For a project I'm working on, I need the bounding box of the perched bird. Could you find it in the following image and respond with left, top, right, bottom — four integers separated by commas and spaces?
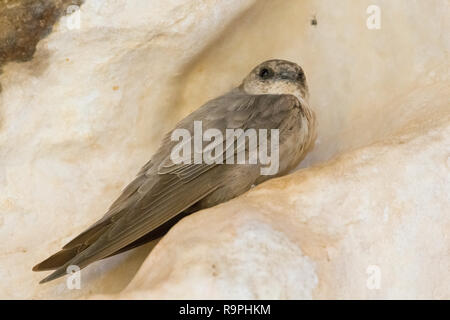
33, 59, 316, 283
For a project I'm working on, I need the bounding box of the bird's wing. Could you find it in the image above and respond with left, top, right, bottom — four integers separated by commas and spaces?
34, 91, 300, 283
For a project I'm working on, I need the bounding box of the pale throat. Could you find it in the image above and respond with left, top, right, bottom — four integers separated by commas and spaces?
243, 80, 308, 106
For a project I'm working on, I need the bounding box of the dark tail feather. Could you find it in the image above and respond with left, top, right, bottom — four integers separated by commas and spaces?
39, 265, 74, 284
32, 246, 81, 272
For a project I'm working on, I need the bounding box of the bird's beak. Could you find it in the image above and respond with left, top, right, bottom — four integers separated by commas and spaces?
280, 70, 296, 80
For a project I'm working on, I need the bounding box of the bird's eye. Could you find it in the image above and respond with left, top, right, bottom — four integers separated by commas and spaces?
297, 71, 305, 82
259, 68, 273, 79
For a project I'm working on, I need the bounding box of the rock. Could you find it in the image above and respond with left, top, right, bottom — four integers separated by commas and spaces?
0, 0, 257, 299
111, 106, 450, 299
0, 0, 448, 299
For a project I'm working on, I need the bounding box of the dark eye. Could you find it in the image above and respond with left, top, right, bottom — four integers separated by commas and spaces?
297, 70, 305, 82
259, 68, 273, 79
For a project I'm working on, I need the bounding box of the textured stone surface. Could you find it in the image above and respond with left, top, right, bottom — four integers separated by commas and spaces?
0, 0, 448, 299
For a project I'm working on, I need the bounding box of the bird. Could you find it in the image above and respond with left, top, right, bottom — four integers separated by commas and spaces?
33, 59, 316, 283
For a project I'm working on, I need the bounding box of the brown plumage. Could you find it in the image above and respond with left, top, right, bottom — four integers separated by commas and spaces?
33, 59, 316, 283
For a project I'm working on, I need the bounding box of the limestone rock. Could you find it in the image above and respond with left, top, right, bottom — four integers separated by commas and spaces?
112, 107, 450, 299
0, 0, 84, 69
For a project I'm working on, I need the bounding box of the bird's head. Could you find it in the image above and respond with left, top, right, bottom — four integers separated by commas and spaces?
241, 59, 309, 103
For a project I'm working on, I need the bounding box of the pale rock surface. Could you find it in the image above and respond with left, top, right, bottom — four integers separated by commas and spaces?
0, 0, 449, 299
